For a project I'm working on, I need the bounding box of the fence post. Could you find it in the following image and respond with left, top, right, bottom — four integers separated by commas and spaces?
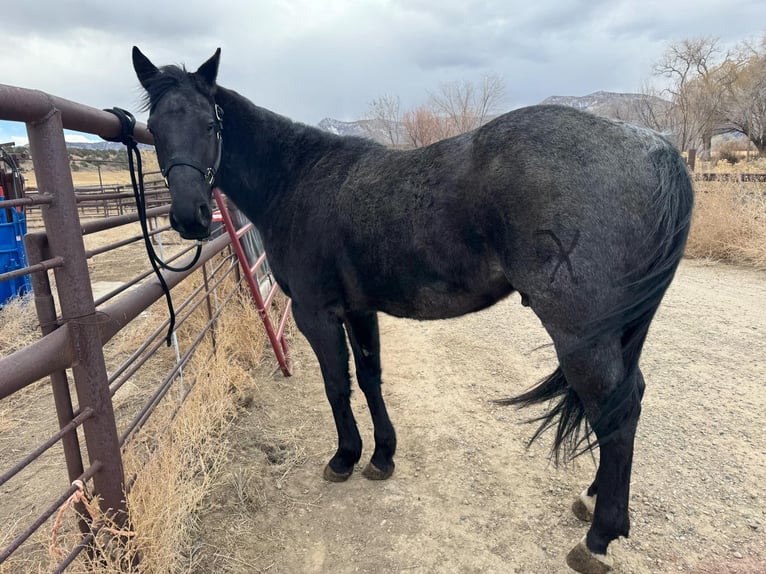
24, 233, 92, 539
687, 148, 696, 171
26, 109, 126, 521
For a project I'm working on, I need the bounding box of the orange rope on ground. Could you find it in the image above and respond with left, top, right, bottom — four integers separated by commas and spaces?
49, 480, 135, 560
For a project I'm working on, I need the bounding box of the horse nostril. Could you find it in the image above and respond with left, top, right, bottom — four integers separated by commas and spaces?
197, 203, 212, 226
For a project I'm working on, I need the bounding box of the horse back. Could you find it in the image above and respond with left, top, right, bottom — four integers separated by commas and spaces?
270, 105, 689, 321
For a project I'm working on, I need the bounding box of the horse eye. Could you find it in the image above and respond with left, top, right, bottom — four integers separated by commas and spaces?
207, 122, 216, 133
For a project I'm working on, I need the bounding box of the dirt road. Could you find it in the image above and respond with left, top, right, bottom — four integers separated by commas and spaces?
195, 260, 766, 573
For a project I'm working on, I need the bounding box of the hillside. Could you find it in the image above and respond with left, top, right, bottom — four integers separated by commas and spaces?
541, 90, 671, 125
318, 91, 673, 142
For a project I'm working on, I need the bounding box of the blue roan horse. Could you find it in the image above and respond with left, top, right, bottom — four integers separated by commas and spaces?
132, 47, 693, 573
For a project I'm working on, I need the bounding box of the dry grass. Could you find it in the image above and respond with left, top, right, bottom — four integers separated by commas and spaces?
697, 156, 766, 173
686, 177, 766, 269
0, 288, 273, 572
106, 284, 271, 574
0, 293, 39, 355
22, 154, 160, 189
0, 215, 284, 572
0, 295, 42, 435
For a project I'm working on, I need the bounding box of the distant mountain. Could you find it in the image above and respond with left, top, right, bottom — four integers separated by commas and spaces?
318, 118, 383, 140
317, 91, 674, 145
540, 91, 671, 126
319, 117, 411, 146
64, 141, 153, 151
15, 140, 153, 152
541, 90, 642, 110
65, 141, 125, 151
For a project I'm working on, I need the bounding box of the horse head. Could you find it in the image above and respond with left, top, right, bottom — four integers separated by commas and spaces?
132, 46, 223, 240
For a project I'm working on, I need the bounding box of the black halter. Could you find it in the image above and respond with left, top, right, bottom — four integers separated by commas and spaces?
161, 103, 224, 187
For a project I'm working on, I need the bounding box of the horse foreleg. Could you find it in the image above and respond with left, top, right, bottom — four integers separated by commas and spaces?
345, 312, 396, 480
292, 304, 363, 481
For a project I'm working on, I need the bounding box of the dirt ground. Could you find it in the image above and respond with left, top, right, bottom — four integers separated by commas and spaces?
192, 259, 765, 574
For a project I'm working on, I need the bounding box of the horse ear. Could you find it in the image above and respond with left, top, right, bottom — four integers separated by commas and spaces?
132, 46, 159, 89
195, 48, 221, 87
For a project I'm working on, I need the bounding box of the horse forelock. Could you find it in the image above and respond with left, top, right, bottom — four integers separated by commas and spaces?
140, 64, 215, 112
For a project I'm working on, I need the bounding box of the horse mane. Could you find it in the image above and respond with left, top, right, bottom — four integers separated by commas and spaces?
139, 64, 215, 111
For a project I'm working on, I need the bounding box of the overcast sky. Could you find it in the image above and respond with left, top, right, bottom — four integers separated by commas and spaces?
1, 0, 764, 144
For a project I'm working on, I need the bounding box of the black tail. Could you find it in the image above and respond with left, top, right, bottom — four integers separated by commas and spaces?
499, 144, 694, 463
496, 367, 588, 465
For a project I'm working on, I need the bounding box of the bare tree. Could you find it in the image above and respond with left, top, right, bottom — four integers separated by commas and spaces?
364, 74, 506, 149
630, 85, 675, 134
723, 38, 766, 156
653, 36, 730, 158
476, 73, 507, 125
428, 73, 506, 135
364, 94, 402, 147
402, 106, 452, 148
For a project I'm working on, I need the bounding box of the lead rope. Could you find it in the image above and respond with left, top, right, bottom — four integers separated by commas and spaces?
103, 107, 202, 346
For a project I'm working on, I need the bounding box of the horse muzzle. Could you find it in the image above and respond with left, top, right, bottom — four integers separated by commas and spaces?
169, 200, 213, 240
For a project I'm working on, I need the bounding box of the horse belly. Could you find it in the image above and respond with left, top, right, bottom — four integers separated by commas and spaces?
372, 272, 513, 320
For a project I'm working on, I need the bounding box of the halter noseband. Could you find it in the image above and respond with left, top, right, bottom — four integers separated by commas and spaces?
161, 103, 224, 188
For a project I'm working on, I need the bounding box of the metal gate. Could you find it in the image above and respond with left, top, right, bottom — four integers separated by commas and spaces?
214, 188, 292, 376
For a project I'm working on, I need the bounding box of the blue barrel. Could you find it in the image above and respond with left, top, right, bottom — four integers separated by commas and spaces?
0, 204, 31, 305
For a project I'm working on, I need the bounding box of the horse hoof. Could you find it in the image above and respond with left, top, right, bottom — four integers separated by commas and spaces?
361, 461, 394, 480
572, 489, 596, 522
323, 464, 353, 482
566, 537, 613, 574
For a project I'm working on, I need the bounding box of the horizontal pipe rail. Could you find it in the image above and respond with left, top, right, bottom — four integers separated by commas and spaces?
93, 242, 201, 307
235, 222, 254, 239
0, 255, 63, 282
54, 531, 96, 574
75, 192, 135, 203
0, 83, 152, 144
81, 205, 170, 235
0, 232, 231, 400
250, 252, 268, 276
0, 325, 73, 400
0, 196, 53, 208
0, 461, 102, 565
0, 407, 94, 489
120, 276, 241, 446
263, 281, 280, 311
107, 259, 238, 399
84, 234, 145, 258
694, 172, 766, 182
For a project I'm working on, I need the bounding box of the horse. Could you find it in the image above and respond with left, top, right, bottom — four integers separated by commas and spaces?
131, 47, 693, 573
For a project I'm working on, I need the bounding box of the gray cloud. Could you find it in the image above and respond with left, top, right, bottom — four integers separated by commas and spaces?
1, 0, 764, 133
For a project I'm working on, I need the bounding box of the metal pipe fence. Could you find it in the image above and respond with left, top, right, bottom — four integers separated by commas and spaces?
0, 82, 291, 570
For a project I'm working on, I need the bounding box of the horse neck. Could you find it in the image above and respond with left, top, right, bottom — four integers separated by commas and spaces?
215, 87, 335, 228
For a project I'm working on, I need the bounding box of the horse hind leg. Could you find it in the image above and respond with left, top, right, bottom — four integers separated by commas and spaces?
572, 479, 598, 523
557, 340, 644, 574
345, 312, 396, 480
571, 369, 645, 525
